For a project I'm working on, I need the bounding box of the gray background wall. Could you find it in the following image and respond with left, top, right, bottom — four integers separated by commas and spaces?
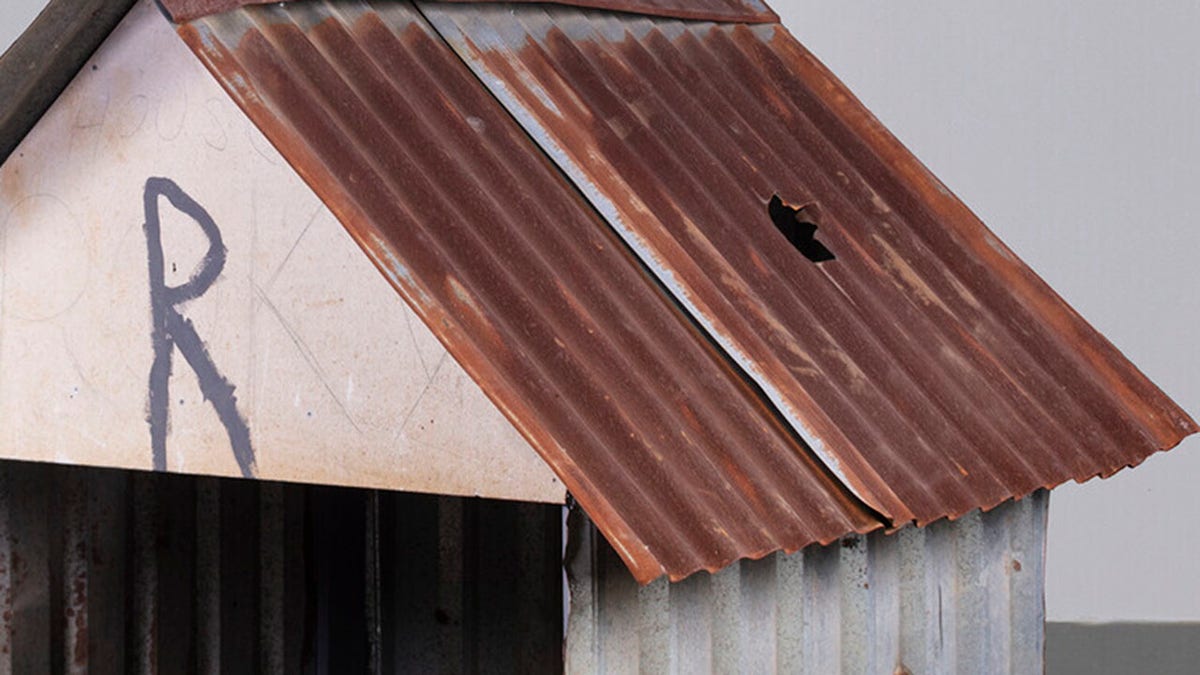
3, 0, 1198, 624
0, 3, 42, 53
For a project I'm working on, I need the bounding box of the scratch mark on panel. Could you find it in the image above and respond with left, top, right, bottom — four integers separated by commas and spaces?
265, 201, 323, 291
403, 309, 430, 378
251, 282, 363, 434
397, 351, 450, 437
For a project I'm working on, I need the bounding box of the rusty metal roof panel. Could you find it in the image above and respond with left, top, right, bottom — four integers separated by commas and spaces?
174, 0, 879, 583
434, 0, 778, 23
160, 0, 776, 23
422, 3, 1197, 526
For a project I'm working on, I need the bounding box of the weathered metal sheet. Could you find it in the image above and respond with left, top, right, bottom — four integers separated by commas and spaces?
425, 3, 1198, 526
159, 0, 776, 24
176, 0, 880, 584
567, 490, 1049, 674
0, 458, 563, 674
0, 0, 564, 503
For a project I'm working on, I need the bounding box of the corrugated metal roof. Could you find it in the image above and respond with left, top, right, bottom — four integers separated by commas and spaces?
422, 3, 1198, 526
567, 489, 1048, 674
159, 0, 776, 24
175, 0, 880, 584
166, 0, 1195, 582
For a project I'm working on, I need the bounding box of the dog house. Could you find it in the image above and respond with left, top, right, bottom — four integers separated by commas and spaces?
0, 0, 1191, 671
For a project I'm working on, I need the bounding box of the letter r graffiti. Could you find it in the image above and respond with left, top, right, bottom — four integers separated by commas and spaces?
144, 177, 256, 478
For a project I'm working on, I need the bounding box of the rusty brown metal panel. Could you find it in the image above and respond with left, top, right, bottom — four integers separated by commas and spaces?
159, 0, 775, 24
424, 3, 1198, 527
174, 0, 879, 583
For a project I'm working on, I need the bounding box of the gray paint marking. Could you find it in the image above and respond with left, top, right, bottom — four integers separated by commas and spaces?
144, 176, 255, 477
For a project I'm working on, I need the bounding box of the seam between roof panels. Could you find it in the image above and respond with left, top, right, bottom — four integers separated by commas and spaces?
410, 0, 893, 531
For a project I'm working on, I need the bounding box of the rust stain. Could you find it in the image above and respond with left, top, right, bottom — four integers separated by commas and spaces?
873, 233, 951, 313
0, 162, 26, 208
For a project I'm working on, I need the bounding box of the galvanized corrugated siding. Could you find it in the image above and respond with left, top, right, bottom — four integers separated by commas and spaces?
567, 490, 1048, 674
424, 4, 1197, 526
0, 459, 563, 674
175, 0, 880, 584
160, 0, 775, 24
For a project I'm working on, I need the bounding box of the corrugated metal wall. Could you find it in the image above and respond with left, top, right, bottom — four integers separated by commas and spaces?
566, 491, 1048, 674
0, 459, 562, 674
0, 457, 1048, 673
